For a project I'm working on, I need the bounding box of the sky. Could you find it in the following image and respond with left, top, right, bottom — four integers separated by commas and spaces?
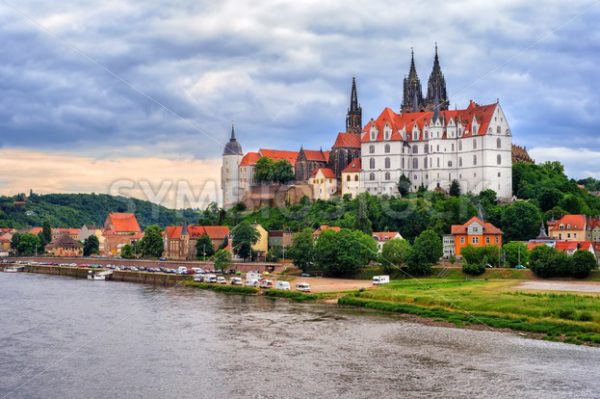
1, 0, 599, 207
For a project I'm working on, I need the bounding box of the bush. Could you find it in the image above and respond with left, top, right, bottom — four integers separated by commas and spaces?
462, 262, 486, 276
570, 250, 597, 279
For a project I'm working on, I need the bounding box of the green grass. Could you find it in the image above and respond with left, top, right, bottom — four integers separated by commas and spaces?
352, 266, 534, 280
264, 290, 322, 301
183, 281, 259, 295
339, 279, 600, 345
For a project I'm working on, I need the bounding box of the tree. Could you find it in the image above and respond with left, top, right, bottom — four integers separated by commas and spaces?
196, 235, 214, 259
537, 188, 563, 212
272, 160, 295, 184
266, 245, 283, 262
139, 225, 164, 258
407, 229, 442, 276
558, 194, 585, 214
501, 201, 542, 242
397, 174, 411, 197
462, 262, 486, 276
121, 244, 134, 259
42, 220, 52, 243
232, 221, 260, 260
570, 250, 597, 279
529, 245, 559, 278
83, 235, 100, 256
354, 193, 373, 234
381, 238, 412, 273
254, 157, 275, 184
478, 189, 497, 205
314, 229, 377, 277
213, 249, 233, 270
449, 179, 461, 196
287, 228, 315, 273
15, 233, 41, 256
502, 242, 529, 267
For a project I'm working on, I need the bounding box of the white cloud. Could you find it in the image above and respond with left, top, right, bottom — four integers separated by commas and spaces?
529, 146, 600, 179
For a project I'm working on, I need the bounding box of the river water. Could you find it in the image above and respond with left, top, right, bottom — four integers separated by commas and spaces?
0, 273, 598, 399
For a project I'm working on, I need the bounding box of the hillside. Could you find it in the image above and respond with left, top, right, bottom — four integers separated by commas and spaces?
0, 193, 200, 229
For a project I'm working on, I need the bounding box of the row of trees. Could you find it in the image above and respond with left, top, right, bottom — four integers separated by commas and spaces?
254, 157, 295, 184
530, 246, 597, 278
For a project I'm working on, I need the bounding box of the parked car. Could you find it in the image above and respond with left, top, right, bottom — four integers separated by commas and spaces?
177, 266, 188, 274
204, 274, 217, 283
296, 282, 311, 292
372, 275, 390, 285
245, 278, 260, 287
230, 277, 243, 285
275, 281, 291, 290
514, 265, 527, 269
216, 276, 227, 284
300, 273, 311, 277
259, 279, 273, 289
193, 274, 204, 282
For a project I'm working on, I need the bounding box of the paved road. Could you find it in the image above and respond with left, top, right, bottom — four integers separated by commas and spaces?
518, 280, 600, 293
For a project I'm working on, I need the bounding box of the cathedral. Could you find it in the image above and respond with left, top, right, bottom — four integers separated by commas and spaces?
222, 46, 514, 209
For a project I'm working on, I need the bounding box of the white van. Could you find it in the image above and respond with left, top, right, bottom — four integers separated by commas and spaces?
372, 275, 390, 285
177, 266, 188, 275
245, 278, 260, 287
295, 282, 311, 292
275, 281, 291, 290
204, 274, 217, 283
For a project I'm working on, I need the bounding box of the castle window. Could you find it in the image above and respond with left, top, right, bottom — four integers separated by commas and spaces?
385, 144, 390, 153
424, 158, 428, 169
425, 144, 429, 154
369, 145, 375, 154
473, 125, 478, 135
473, 139, 477, 149
497, 154, 501, 165
451, 143, 455, 151
385, 157, 391, 169
425, 131, 428, 140
473, 155, 477, 166
412, 145, 418, 154
459, 157, 463, 167
458, 141, 462, 151
346, 175, 350, 182
369, 173, 375, 181
497, 126, 501, 134
448, 161, 453, 167
413, 131, 418, 141
355, 175, 359, 181
437, 145, 440, 152
437, 158, 440, 168
401, 158, 405, 169
385, 172, 391, 181
497, 138, 501, 149
369, 158, 375, 169
413, 158, 418, 169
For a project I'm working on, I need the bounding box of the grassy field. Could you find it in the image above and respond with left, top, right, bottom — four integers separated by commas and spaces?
340, 279, 600, 345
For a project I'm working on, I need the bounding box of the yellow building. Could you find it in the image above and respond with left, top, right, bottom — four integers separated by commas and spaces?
341, 159, 361, 199
547, 215, 587, 242
252, 224, 269, 258
309, 168, 337, 201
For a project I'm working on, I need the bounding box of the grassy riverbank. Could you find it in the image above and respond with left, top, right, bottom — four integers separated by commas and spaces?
339, 279, 600, 345
183, 281, 259, 295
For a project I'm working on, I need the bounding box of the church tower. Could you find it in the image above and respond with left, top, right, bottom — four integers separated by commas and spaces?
401, 49, 424, 113
221, 124, 243, 209
425, 44, 449, 111
346, 77, 362, 134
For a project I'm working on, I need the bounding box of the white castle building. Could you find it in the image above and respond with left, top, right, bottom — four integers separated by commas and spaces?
222, 46, 513, 209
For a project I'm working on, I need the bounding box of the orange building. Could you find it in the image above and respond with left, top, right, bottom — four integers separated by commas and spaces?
445, 216, 503, 257
102, 213, 143, 256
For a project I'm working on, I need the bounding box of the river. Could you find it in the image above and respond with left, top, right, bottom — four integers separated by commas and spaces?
0, 273, 598, 398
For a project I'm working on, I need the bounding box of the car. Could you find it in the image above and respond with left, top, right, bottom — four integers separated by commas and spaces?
275, 281, 291, 290
130, 267, 138, 271
159, 257, 167, 261
301, 273, 311, 277
245, 279, 260, 287
485, 264, 494, 269
204, 274, 217, 283
216, 276, 227, 284
514, 265, 527, 269
230, 277, 243, 285
259, 279, 273, 289
296, 282, 311, 292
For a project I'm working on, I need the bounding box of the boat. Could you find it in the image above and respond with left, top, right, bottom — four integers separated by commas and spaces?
3, 266, 19, 273
87, 270, 112, 280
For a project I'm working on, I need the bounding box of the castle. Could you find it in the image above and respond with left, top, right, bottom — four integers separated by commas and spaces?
222, 46, 514, 209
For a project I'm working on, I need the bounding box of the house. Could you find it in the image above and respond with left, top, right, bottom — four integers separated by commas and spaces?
0, 234, 11, 255
372, 231, 403, 252
313, 225, 341, 238
555, 241, 595, 257
251, 224, 269, 260
587, 219, 600, 242
163, 224, 231, 260
102, 213, 143, 256
268, 230, 293, 250
447, 216, 503, 257
51, 228, 81, 242
79, 225, 106, 253
28, 227, 43, 235
547, 215, 587, 242
45, 234, 83, 257
308, 168, 337, 201
341, 158, 361, 199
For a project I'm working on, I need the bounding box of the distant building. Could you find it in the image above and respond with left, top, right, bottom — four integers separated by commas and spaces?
79, 225, 105, 253
251, 224, 269, 260
51, 228, 80, 242
102, 213, 143, 256
268, 230, 293, 250
309, 168, 337, 201
313, 225, 341, 238
547, 215, 587, 242
0, 235, 11, 254
45, 234, 83, 257
528, 222, 597, 260
446, 216, 503, 257
163, 224, 230, 260
341, 158, 361, 199
372, 232, 403, 252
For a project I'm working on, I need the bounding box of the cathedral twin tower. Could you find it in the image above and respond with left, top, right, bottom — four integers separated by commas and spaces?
401, 45, 448, 114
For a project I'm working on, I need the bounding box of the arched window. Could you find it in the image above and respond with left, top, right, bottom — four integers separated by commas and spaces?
412, 158, 418, 169
369, 172, 375, 181
497, 125, 501, 134
458, 141, 462, 151
412, 145, 418, 154
424, 158, 428, 169
473, 139, 477, 149
384, 144, 390, 153
354, 175, 359, 181
437, 158, 440, 168
473, 155, 477, 166
346, 175, 351, 182
369, 145, 375, 154
497, 138, 501, 149
385, 157, 391, 169
369, 158, 375, 169
497, 154, 502, 165
385, 172, 391, 181
401, 158, 405, 169
459, 157, 463, 167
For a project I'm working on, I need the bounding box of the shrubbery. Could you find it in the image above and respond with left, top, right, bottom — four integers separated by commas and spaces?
462, 262, 486, 276
530, 246, 597, 279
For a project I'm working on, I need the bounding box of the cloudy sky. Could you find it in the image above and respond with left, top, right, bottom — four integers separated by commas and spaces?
1, 0, 599, 207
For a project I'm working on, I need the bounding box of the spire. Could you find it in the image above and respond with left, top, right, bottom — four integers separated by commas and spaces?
536, 221, 549, 239
401, 48, 423, 113
408, 47, 417, 80
425, 43, 449, 111
433, 90, 440, 123
223, 124, 243, 155
230, 123, 236, 140
346, 77, 362, 134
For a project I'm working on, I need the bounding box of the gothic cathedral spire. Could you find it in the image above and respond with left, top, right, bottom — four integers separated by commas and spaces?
346, 77, 362, 134
425, 43, 449, 111
401, 48, 424, 113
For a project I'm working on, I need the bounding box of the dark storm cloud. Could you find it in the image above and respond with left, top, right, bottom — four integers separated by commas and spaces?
0, 0, 599, 178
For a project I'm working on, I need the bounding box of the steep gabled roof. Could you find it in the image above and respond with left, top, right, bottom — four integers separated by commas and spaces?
258, 149, 299, 166
372, 232, 402, 241
165, 225, 230, 240
548, 215, 587, 230
313, 225, 341, 237
303, 149, 329, 163
450, 216, 502, 235
311, 168, 336, 179
239, 152, 261, 167
333, 132, 361, 148
105, 213, 142, 233
342, 158, 361, 173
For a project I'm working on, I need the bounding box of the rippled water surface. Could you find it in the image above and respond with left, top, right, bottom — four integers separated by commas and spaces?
0, 273, 599, 398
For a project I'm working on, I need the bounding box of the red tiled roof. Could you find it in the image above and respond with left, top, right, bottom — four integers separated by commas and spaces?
106, 213, 141, 233
303, 149, 329, 163
554, 241, 593, 252
29, 227, 43, 235
311, 168, 336, 179
202, 226, 230, 239
313, 225, 341, 236
0, 235, 11, 243
450, 216, 503, 235
342, 158, 361, 173
165, 225, 230, 240
239, 152, 261, 167
53, 228, 80, 235
258, 149, 299, 166
547, 215, 587, 230
372, 232, 402, 241
333, 133, 361, 148
361, 102, 499, 143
